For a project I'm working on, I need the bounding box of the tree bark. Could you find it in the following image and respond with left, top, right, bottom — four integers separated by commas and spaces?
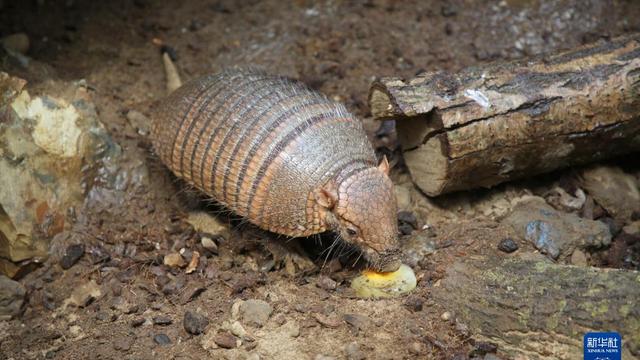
369, 34, 640, 196
431, 257, 640, 359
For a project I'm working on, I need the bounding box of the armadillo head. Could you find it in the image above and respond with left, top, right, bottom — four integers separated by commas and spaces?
317, 157, 401, 272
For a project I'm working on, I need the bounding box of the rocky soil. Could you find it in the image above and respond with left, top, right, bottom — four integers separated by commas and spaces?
1, 0, 639, 359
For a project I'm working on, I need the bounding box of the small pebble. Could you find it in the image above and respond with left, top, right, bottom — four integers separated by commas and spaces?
403, 296, 423, 312
214, 332, 238, 349
228, 321, 249, 339
43, 293, 56, 310
131, 318, 145, 328
180, 248, 193, 261
240, 299, 273, 327
153, 333, 171, 346
60, 244, 85, 270
181, 285, 206, 304
110, 296, 125, 310
284, 321, 300, 338
153, 315, 173, 325
244, 339, 258, 351
164, 253, 186, 268
69, 325, 82, 338
125, 304, 139, 314
398, 211, 419, 235
205, 263, 217, 279
95, 311, 116, 322
497, 238, 519, 253
398, 211, 418, 227
409, 341, 425, 355
272, 313, 287, 325
313, 313, 341, 328
113, 336, 134, 352
342, 313, 369, 331
201, 235, 218, 254
470, 341, 498, 357
316, 275, 337, 291
184, 310, 209, 335
441, 311, 452, 321
162, 278, 185, 296
345, 342, 365, 360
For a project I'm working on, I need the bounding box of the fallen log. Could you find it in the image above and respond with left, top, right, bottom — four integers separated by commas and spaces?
431, 257, 640, 359
369, 34, 640, 196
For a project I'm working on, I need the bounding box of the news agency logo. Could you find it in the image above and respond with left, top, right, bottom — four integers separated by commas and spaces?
584, 332, 621, 360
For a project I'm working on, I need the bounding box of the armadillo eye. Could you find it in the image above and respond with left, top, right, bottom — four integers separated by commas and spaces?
346, 228, 358, 237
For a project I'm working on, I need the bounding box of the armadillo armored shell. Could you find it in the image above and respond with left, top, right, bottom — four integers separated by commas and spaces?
150, 69, 378, 238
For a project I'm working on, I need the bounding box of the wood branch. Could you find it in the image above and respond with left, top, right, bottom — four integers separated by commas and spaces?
431, 257, 640, 359
369, 34, 640, 196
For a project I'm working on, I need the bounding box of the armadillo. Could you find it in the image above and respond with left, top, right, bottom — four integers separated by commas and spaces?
151, 69, 400, 271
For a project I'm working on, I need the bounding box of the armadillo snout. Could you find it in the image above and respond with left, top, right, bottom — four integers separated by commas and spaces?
355, 244, 402, 272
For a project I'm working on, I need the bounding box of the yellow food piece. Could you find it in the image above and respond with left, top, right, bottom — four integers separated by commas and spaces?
351, 264, 417, 298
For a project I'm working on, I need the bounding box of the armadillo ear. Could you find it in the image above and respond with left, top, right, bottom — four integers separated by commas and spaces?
378, 155, 390, 176
316, 182, 338, 210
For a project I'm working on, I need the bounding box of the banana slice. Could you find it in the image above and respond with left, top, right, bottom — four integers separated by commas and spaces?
351, 264, 417, 298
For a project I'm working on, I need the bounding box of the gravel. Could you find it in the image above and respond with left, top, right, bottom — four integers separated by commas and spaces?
183, 310, 209, 335
497, 238, 519, 253
60, 244, 85, 270
153, 333, 171, 346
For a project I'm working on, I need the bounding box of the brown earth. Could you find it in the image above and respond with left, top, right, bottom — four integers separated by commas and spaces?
1, 0, 640, 359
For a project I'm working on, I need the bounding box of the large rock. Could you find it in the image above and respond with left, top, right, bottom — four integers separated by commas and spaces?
0, 72, 147, 276
501, 197, 611, 260
0, 274, 25, 319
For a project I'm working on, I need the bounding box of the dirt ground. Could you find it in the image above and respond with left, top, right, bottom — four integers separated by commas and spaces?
1, 0, 640, 359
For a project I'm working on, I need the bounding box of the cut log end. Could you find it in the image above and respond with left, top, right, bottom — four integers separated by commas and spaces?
369, 34, 640, 196
403, 136, 448, 196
